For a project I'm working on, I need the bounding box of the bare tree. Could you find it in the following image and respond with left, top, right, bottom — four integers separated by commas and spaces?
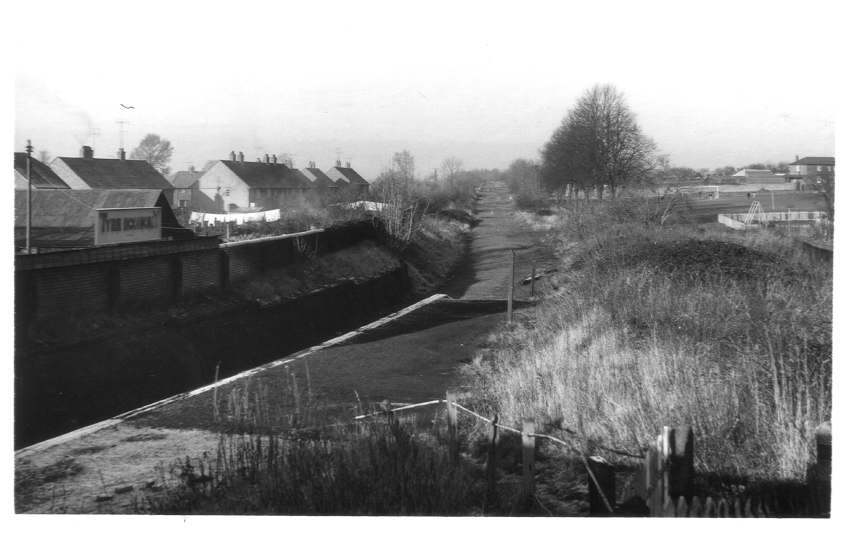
130, 133, 174, 176
541, 84, 656, 198
373, 150, 417, 241
440, 156, 463, 187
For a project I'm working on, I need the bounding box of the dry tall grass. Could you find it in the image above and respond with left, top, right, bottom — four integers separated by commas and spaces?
463, 202, 831, 481
146, 372, 489, 514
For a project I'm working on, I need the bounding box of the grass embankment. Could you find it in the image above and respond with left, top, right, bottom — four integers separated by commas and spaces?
463, 200, 831, 482
403, 214, 474, 297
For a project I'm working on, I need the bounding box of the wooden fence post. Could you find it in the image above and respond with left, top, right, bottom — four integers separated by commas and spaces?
812, 421, 831, 516
530, 264, 536, 297
290, 371, 301, 425
660, 426, 672, 507
668, 425, 694, 502
506, 250, 515, 323
446, 391, 458, 465
587, 455, 616, 516
486, 414, 499, 509
521, 419, 535, 501
212, 361, 221, 422
644, 430, 669, 516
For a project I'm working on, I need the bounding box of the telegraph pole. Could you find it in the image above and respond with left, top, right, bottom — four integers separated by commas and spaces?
25, 139, 33, 254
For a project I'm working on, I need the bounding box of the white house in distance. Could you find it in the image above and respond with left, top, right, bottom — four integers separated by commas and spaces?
196, 151, 315, 213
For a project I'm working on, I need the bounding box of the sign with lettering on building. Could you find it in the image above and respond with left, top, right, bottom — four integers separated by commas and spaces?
95, 207, 162, 245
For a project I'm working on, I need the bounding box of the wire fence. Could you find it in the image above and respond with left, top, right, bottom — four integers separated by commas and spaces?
348, 393, 831, 517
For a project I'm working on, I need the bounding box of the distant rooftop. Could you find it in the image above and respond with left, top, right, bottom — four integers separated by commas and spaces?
14, 153, 69, 188
171, 169, 204, 188
301, 167, 338, 188
330, 165, 369, 185
790, 157, 835, 166
220, 160, 314, 189
56, 156, 174, 190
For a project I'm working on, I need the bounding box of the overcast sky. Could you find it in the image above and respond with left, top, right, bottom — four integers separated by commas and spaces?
13, 0, 839, 180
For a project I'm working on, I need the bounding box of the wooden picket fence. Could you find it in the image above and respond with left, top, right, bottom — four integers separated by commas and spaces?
360, 394, 831, 518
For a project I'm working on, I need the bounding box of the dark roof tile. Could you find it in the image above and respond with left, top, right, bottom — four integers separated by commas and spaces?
57, 157, 174, 190
171, 170, 203, 188
221, 160, 315, 189
14, 153, 69, 188
301, 167, 338, 187
331, 166, 369, 185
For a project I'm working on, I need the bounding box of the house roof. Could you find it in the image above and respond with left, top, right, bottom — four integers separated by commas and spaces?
14, 189, 187, 248
301, 167, 338, 188
14, 152, 69, 188
790, 157, 835, 166
171, 169, 203, 188
56, 157, 174, 190
219, 160, 315, 189
14, 189, 167, 228
330, 166, 369, 186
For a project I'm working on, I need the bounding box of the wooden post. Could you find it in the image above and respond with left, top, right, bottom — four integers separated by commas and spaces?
530, 264, 536, 297
644, 443, 660, 516
212, 361, 221, 422
486, 414, 499, 509
521, 419, 535, 501
812, 421, 831, 516
506, 250, 515, 323
660, 427, 672, 507
291, 371, 301, 424
446, 391, 458, 465
587, 455, 615, 516
668, 425, 694, 502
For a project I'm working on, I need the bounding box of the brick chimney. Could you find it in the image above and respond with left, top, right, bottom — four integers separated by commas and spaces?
345, 160, 351, 168
238, 151, 244, 163
117, 148, 126, 160
335, 158, 342, 167
272, 154, 278, 164
264, 154, 270, 164
230, 150, 237, 161
81, 145, 94, 159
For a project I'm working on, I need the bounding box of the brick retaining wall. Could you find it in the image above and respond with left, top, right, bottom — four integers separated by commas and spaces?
16, 221, 383, 320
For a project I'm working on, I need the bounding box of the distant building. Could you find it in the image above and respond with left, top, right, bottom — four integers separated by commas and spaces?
788, 156, 835, 178
51, 146, 175, 203
170, 166, 204, 210
196, 151, 315, 212
731, 168, 786, 184
325, 160, 370, 198
14, 152, 70, 190
301, 162, 339, 200
14, 189, 190, 251
301, 162, 339, 189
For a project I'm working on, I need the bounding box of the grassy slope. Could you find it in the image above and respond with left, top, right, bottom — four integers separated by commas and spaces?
462, 202, 831, 483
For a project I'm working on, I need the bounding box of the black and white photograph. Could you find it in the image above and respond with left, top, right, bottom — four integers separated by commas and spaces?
6, 0, 843, 524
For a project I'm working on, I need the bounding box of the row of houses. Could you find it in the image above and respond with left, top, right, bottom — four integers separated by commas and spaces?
13, 145, 371, 252
15, 145, 370, 213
